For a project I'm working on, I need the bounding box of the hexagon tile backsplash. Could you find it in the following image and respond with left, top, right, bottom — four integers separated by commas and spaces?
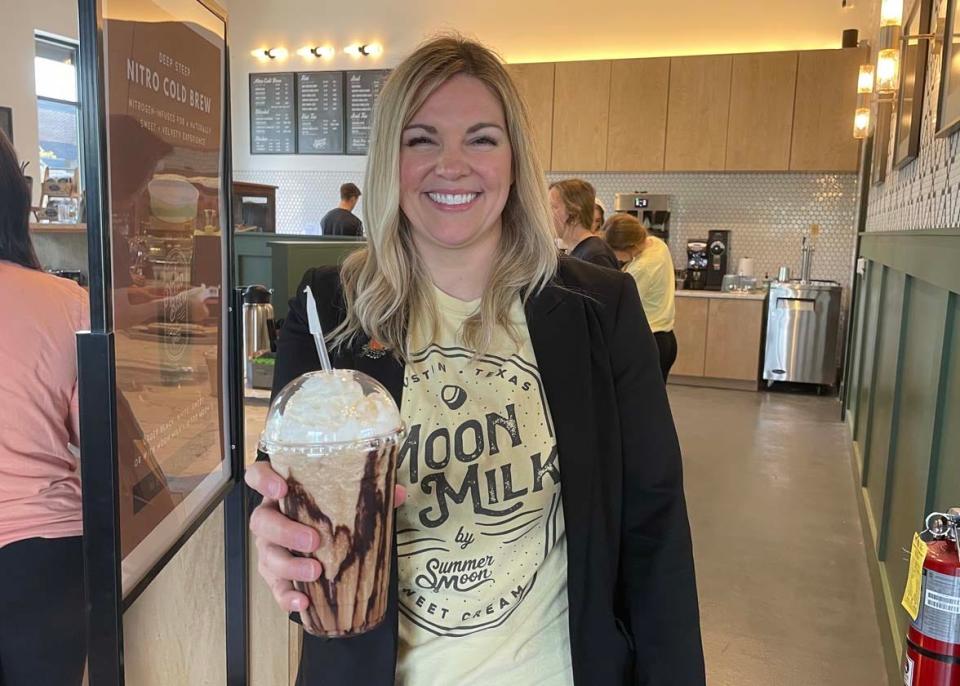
234, 169, 859, 289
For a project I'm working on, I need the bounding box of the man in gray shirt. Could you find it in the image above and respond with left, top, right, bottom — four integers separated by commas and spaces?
321, 183, 363, 236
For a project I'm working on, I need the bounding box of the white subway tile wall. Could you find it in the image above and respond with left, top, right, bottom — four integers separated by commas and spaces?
235, 169, 859, 289
867, 0, 960, 232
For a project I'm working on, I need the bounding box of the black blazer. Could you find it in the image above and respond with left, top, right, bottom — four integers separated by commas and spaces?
269, 257, 705, 686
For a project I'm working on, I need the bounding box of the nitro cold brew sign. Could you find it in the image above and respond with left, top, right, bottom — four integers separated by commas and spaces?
126, 58, 213, 113
396, 346, 564, 637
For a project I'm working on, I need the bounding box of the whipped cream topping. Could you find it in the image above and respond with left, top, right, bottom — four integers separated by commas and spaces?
262, 370, 401, 447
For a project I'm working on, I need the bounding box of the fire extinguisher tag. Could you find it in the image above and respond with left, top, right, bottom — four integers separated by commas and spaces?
902, 655, 915, 686
902, 533, 928, 621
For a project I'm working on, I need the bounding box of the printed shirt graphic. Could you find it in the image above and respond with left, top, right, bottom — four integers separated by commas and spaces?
395, 287, 573, 686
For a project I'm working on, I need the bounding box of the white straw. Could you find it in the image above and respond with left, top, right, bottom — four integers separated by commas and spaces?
303, 285, 332, 371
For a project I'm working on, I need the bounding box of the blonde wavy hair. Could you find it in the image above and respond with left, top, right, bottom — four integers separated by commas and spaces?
329, 34, 558, 358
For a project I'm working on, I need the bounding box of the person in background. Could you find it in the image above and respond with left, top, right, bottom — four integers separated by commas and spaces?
245, 35, 703, 686
549, 179, 619, 269
604, 213, 677, 381
592, 198, 605, 233
321, 182, 363, 237
0, 133, 88, 685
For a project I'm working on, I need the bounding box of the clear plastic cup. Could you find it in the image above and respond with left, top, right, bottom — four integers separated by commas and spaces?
259, 370, 404, 637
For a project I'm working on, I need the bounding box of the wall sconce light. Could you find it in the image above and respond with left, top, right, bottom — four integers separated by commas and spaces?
876, 48, 900, 93
858, 64, 875, 94
853, 107, 871, 139
297, 45, 335, 60
251, 47, 288, 61
344, 43, 384, 57
880, 0, 904, 27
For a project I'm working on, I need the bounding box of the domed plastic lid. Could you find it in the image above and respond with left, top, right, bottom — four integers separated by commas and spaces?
259, 370, 403, 455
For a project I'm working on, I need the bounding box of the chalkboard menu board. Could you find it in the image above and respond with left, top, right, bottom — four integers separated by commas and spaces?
250, 73, 296, 154
345, 69, 391, 155
297, 72, 344, 154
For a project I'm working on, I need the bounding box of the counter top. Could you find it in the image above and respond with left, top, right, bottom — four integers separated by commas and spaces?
30, 222, 86, 233
676, 289, 767, 301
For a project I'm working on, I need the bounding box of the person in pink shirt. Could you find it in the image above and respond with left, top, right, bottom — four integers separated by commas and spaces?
0, 132, 89, 685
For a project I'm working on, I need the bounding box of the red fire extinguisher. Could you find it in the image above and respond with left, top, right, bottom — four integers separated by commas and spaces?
903, 509, 960, 686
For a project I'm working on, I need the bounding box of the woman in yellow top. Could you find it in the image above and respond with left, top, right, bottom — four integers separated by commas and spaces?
603, 214, 677, 380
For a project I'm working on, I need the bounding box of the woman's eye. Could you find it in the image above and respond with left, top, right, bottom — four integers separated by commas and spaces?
470, 136, 497, 146
405, 136, 434, 147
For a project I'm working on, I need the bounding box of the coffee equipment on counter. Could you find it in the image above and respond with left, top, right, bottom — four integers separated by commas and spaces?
705, 229, 731, 291
685, 239, 708, 290
47, 269, 88, 287
614, 192, 670, 243
242, 285, 277, 389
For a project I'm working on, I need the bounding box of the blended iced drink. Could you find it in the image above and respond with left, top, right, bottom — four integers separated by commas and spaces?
260, 370, 403, 637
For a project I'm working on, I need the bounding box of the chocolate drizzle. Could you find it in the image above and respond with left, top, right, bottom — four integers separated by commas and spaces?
281, 443, 398, 637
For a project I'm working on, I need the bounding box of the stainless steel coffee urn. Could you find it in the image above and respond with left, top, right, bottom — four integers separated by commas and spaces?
242, 285, 275, 386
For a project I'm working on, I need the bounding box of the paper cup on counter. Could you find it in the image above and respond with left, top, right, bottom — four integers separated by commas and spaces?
737, 257, 755, 277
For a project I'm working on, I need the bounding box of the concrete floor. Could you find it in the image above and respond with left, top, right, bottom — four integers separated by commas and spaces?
668, 385, 888, 686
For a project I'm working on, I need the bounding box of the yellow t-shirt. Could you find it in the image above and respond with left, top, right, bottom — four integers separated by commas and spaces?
624, 236, 675, 332
395, 286, 573, 686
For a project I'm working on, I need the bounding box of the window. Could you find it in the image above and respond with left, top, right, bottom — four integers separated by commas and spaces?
34, 36, 81, 188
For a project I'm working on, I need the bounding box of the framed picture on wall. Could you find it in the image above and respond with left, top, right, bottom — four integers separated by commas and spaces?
936, 0, 960, 136
873, 101, 893, 185
0, 107, 11, 142
894, 0, 933, 166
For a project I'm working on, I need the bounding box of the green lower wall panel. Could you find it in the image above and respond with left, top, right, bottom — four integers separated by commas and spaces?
879, 279, 950, 640
931, 295, 960, 513
856, 265, 885, 452
846, 270, 868, 424
845, 231, 960, 679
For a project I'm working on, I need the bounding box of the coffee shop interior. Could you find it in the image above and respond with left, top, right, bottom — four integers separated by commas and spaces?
2, 0, 960, 684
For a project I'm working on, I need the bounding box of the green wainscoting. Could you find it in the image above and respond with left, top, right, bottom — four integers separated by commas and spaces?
843, 230, 960, 681
233, 233, 364, 319
270, 241, 364, 319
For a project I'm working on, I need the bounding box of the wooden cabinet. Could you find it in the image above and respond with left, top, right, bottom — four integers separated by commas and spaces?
726, 52, 798, 171
665, 55, 733, 171
673, 297, 710, 376
505, 63, 556, 171
606, 58, 669, 171
671, 294, 765, 388
703, 298, 765, 381
790, 47, 866, 172
551, 60, 611, 171
506, 47, 861, 174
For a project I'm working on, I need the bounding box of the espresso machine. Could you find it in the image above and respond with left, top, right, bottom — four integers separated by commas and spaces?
685, 239, 708, 290
614, 192, 670, 243
705, 229, 731, 291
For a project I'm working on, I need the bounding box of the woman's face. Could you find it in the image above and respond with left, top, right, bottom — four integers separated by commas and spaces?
399, 74, 512, 255
593, 206, 603, 232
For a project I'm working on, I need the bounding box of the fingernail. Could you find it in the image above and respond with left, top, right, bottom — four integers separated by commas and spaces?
301, 561, 317, 579
291, 598, 303, 611
296, 533, 313, 550
270, 481, 283, 499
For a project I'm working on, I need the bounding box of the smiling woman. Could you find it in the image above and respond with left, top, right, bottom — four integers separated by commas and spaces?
398, 75, 514, 277
246, 33, 704, 686
331, 37, 558, 358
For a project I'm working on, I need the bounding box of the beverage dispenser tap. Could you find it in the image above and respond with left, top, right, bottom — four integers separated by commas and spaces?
799, 224, 819, 284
